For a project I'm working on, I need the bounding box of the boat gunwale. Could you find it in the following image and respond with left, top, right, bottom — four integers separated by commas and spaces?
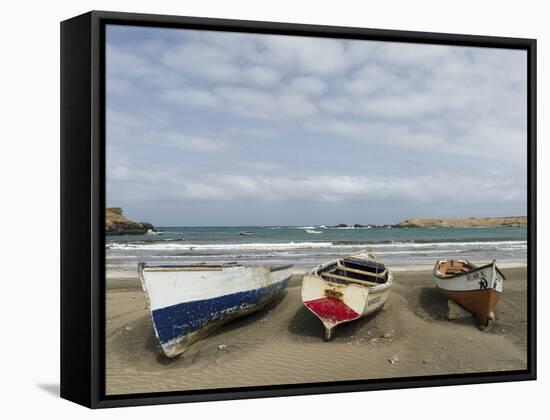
139, 262, 294, 273
433, 259, 506, 281
270, 264, 294, 272
310, 252, 391, 290
140, 262, 241, 271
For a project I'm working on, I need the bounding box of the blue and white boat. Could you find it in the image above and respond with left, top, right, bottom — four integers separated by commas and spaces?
138, 262, 293, 358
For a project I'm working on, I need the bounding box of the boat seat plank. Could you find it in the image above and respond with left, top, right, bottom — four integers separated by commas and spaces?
320, 272, 381, 287
337, 263, 387, 279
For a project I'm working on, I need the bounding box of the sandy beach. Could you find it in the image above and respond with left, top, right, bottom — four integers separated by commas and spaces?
105, 266, 528, 395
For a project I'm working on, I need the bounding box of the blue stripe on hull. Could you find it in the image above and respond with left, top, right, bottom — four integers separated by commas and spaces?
151, 277, 290, 344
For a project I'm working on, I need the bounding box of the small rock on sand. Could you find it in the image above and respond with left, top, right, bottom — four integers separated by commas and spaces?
381, 330, 395, 339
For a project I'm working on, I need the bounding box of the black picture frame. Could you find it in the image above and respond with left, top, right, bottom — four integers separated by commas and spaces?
60, 10, 537, 409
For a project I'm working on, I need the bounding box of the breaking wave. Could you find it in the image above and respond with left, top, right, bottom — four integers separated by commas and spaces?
107, 239, 526, 252
107, 241, 336, 251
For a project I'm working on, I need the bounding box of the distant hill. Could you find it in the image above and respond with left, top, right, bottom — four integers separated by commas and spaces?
106, 207, 154, 235
396, 216, 527, 228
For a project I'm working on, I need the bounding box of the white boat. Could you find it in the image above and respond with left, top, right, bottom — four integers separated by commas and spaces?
305, 229, 322, 234
433, 259, 504, 326
138, 262, 293, 357
302, 250, 392, 340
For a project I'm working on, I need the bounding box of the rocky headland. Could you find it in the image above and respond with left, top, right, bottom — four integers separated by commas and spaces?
328, 216, 526, 229
106, 207, 154, 235
395, 216, 527, 228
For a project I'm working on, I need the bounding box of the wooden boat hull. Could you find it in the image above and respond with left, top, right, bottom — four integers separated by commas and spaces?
302, 251, 392, 340
138, 263, 293, 357
438, 289, 501, 324
433, 259, 504, 325
302, 274, 391, 340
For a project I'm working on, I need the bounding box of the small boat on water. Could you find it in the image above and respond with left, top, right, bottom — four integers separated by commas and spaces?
239, 231, 255, 236
305, 229, 322, 234
138, 262, 293, 357
433, 259, 504, 326
302, 250, 392, 340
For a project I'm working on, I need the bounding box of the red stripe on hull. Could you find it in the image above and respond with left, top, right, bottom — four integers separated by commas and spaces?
304, 297, 360, 323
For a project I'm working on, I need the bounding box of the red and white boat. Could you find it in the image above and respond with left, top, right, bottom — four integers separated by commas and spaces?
433, 259, 504, 326
302, 250, 392, 340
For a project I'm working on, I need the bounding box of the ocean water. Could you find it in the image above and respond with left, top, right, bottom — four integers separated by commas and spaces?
106, 225, 527, 273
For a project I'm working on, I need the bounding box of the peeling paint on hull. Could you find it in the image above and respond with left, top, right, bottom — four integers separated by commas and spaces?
139, 263, 292, 358
439, 289, 501, 325
302, 251, 392, 340
433, 259, 505, 325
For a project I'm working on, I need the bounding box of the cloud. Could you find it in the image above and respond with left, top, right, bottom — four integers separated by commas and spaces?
380, 42, 455, 68
246, 66, 281, 86
160, 88, 222, 109
305, 115, 525, 163
161, 42, 242, 83
287, 76, 327, 96
159, 36, 282, 87
241, 161, 284, 172
107, 109, 143, 128
253, 36, 350, 75
107, 45, 158, 79
107, 110, 229, 154
214, 86, 318, 120
107, 77, 134, 95
109, 164, 131, 181
108, 29, 526, 162
155, 134, 229, 152
107, 163, 525, 206
105, 26, 527, 223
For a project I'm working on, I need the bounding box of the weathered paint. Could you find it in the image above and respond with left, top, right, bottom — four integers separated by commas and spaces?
139, 262, 292, 357
433, 260, 504, 325
304, 298, 360, 323
301, 252, 392, 340
152, 277, 289, 344
440, 289, 501, 325
433, 260, 504, 293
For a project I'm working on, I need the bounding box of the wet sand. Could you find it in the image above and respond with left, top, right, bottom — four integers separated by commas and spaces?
105, 267, 528, 395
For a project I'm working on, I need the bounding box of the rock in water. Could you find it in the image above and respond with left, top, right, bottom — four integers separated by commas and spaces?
105, 207, 154, 235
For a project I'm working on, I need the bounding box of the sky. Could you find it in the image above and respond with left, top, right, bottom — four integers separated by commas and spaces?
106, 25, 527, 226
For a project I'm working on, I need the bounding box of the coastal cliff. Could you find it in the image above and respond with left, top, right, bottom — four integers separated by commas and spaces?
396, 216, 527, 228
106, 207, 154, 235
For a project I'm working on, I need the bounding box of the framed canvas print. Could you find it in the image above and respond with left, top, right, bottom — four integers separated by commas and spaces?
60, 11, 536, 408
